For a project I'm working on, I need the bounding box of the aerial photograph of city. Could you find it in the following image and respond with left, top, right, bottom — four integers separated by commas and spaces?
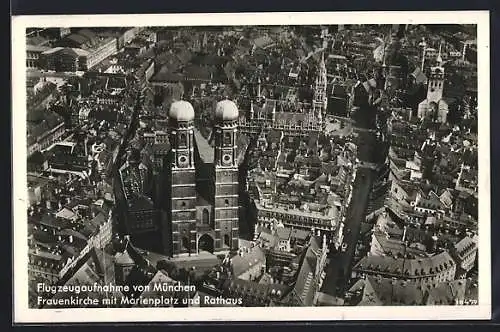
23, 23, 480, 308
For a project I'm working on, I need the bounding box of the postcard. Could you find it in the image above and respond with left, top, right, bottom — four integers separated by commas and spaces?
12, 11, 491, 323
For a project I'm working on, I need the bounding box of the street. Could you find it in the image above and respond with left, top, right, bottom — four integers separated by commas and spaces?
320, 130, 380, 297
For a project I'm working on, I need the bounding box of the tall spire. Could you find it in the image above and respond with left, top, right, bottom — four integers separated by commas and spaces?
257, 76, 261, 98
382, 33, 387, 68
436, 41, 443, 65
124, 235, 130, 249
419, 37, 427, 71
313, 51, 327, 125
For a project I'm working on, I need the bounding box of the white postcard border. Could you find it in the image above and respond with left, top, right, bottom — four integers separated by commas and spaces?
12, 11, 491, 323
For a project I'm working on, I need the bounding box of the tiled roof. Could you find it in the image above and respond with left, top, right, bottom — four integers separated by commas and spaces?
128, 194, 155, 211
226, 278, 288, 301
231, 246, 266, 278
453, 236, 477, 258
55, 207, 77, 220
365, 276, 425, 305
276, 227, 292, 240
426, 279, 476, 305
373, 232, 427, 258
57, 228, 88, 241
66, 33, 88, 46
138, 270, 177, 301
292, 236, 323, 305
39, 213, 72, 229
27, 44, 51, 53
115, 249, 135, 266
194, 129, 214, 164
355, 250, 455, 278
90, 212, 107, 228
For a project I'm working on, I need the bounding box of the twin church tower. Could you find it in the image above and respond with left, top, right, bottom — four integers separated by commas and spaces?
161, 99, 240, 257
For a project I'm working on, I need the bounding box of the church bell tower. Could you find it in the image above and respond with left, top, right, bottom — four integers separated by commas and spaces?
427, 46, 445, 104
426, 66, 445, 104
213, 100, 240, 252
164, 100, 198, 257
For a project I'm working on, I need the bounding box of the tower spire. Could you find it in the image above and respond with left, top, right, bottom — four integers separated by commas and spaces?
437, 41, 443, 65
257, 76, 261, 98
382, 33, 387, 68
419, 37, 427, 71
313, 51, 328, 125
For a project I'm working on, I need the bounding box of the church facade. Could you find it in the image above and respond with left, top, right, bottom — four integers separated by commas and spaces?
161, 100, 240, 257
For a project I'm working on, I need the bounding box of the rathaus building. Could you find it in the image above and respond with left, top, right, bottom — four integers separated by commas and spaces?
237, 53, 328, 137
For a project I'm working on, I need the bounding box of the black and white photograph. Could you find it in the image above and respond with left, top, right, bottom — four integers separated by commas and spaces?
12, 12, 491, 322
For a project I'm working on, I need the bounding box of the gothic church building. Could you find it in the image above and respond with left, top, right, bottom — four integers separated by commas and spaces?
161, 100, 240, 257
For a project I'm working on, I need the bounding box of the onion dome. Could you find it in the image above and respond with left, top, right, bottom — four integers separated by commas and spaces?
215, 99, 239, 122
169, 100, 195, 122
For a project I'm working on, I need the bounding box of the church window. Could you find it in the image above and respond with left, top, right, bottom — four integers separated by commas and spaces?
181, 235, 190, 251
179, 133, 187, 148
202, 208, 209, 224
224, 199, 230, 206
224, 132, 232, 146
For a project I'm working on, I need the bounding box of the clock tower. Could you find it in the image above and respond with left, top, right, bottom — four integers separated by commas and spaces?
213, 100, 240, 252
426, 66, 445, 104
165, 101, 198, 257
